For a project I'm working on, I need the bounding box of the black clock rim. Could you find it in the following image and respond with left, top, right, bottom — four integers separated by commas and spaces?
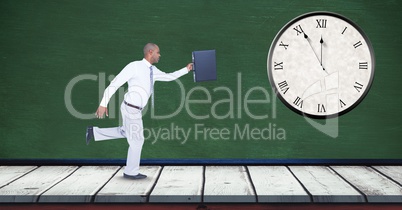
267, 11, 376, 119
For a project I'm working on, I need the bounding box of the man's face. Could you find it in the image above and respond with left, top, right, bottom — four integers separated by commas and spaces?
150, 46, 161, 64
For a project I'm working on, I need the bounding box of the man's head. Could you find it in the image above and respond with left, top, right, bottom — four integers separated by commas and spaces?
144, 43, 160, 64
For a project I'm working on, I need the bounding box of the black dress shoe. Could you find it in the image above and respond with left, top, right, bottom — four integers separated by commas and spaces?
123, 173, 147, 180
86, 126, 94, 145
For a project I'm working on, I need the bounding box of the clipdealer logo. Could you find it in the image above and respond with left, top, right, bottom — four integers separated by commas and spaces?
135, 123, 286, 145
64, 72, 287, 143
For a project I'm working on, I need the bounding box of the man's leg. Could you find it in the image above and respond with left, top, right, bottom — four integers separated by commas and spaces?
124, 122, 144, 176
121, 103, 145, 176
93, 126, 126, 141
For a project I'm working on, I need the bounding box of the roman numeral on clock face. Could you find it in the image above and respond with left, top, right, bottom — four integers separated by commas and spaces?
274, 62, 283, 70
340, 99, 346, 108
279, 41, 289, 50
354, 82, 364, 92
277, 80, 289, 94
293, 96, 303, 108
318, 104, 326, 113
293, 24, 304, 36
359, 62, 368, 70
353, 41, 363, 48
316, 19, 327, 28
341, 26, 347, 34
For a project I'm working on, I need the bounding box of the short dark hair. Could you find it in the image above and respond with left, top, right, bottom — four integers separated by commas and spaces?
143, 43, 157, 56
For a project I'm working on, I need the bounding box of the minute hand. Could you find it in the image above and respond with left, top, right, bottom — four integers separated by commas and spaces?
304, 33, 327, 73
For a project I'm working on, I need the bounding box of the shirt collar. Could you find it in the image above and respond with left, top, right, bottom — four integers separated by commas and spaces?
142, 58, 152, 68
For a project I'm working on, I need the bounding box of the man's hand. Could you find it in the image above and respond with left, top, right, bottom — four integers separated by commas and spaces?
95, 106, 108, 119
187, 63, 193, 71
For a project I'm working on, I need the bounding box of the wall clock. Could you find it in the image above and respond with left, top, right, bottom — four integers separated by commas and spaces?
267, 11, 375, 119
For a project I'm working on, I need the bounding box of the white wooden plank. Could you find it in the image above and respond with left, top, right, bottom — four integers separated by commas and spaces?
0, 166, 37, 188
248, 166, 310, 203
331, 166, 402, 203
203, 166, 256, 203
95, 166, 161, 203
373, 166, 402, 185
289, 166, 364, 203
149, 166, 203, 203
0, 166, 78, 202
38, 166, 120, 203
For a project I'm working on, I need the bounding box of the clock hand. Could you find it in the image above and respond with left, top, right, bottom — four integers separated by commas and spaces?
304, 33, 328, 74
320, 36, 324, 66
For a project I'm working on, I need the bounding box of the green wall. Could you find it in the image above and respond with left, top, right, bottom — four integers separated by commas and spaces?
1, 0, 401, 160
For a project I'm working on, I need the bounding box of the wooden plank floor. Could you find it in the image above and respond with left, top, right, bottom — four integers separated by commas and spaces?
0, 165, 401, 203
204, 166, 255, 203
248, 166, 310, 203
96, 166, 161, 203
288, 166, 364, 203
149, 166, 203, 203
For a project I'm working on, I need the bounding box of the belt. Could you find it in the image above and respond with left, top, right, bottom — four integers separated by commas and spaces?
124, 101, 143, 110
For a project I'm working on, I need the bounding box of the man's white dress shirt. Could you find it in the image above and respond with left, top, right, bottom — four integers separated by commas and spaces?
100, 58, 188, 108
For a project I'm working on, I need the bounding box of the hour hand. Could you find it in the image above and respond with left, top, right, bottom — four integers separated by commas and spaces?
320, 36, 324, 66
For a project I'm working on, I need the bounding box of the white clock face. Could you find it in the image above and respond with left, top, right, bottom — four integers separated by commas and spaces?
268, 12, 375, 118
